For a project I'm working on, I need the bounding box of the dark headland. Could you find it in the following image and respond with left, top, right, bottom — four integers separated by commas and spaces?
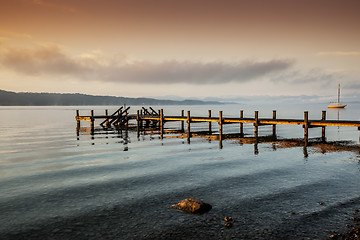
0, 89, 224, 106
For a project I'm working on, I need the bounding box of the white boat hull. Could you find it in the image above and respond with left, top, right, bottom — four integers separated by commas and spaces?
328, 103, 347, 108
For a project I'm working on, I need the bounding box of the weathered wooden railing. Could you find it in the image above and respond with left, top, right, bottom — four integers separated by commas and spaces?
99, 106, 123, 127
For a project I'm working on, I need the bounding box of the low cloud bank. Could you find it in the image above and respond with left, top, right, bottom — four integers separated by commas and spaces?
0, 44, 294, 84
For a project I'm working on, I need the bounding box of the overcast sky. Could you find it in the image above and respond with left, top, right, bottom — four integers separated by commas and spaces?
0, 0, 359, 99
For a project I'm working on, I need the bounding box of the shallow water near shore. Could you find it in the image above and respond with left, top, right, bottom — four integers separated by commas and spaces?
0, 103, 360, 239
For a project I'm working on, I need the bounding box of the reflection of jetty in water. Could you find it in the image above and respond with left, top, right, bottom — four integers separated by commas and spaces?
77, 125, 360, 157
76, 108, 360, 157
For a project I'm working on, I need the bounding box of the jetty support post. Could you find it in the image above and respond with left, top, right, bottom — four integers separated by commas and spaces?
90, 110, 95, 133
208, 110, 212, 134
181, 110, 184, 132
219, 111, 223, 149
322, 111, 326, 142
105, 109, 110, 128
76, 110, 80, 136
304, 111, 309, 147
124, 109, 128, 128
187, 111, 191, 144
160, 109, 164, 139
139, 109, 143, 129
137, 110, 140, 137
115, 108, 123, 128
273, 110, 277, 137
254, 111, 259, 138
76, 110, 80, 127
240, 110, 244, 136
145, 109, 150, 128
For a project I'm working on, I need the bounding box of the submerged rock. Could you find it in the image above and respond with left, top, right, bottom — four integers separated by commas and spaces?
170, 198, 212, 214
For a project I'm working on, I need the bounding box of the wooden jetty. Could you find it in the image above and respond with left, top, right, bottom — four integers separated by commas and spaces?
76, 107, 360, 148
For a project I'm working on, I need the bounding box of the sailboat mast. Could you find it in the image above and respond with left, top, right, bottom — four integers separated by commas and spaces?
338, 83, 340, 103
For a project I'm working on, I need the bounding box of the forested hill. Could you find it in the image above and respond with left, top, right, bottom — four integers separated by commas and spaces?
0, 90, 222, 106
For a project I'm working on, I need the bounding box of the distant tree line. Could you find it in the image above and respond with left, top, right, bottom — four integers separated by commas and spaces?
0, 89, 222, 106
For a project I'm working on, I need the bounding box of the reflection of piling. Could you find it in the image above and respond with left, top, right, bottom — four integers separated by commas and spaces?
303, 146, 308, 158
254, 141, 259, 155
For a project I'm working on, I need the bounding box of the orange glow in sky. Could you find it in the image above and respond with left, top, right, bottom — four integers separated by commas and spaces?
0, 0, 359, 99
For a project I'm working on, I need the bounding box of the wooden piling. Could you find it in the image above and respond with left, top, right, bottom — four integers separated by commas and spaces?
181, 110, 184, 132
76, 110, 80, 129
304, 111, 309, 146
145, 108, 150, 127
273, 110, 277, 136
240, 110, 244, 135
208, 110, 212, 134
90, 110, 94, 131
136, 110, 140, 137
160, 109, 164, 139
105, 109, 110, 128
137, 110, 140, 127
322, 111, 326, 142
254, 111, 259, 138
139, 110, 143, 128
303, 146, 308, 158
76, 110, 80, 136
124, 110, 128, 128
187, 111, 191, 143
219, 111, 223, 148
119, 109, 123, 126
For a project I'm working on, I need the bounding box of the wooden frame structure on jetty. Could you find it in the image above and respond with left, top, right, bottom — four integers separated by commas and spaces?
76, 107, 360, 148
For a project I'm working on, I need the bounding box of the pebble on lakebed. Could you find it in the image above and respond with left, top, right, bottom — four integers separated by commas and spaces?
170, 198, 212, 214
224, 216, 235, 228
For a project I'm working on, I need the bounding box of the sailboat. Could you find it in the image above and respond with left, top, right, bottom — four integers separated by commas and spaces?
328, 84, 347, 108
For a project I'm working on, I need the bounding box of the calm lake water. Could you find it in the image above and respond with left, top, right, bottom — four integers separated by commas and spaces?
0, 103, 360, 239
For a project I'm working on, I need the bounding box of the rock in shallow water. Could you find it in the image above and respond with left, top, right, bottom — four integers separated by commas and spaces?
170, 198, 212, 214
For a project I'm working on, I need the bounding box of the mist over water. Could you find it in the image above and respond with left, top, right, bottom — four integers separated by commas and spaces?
0, 103, 359, 239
